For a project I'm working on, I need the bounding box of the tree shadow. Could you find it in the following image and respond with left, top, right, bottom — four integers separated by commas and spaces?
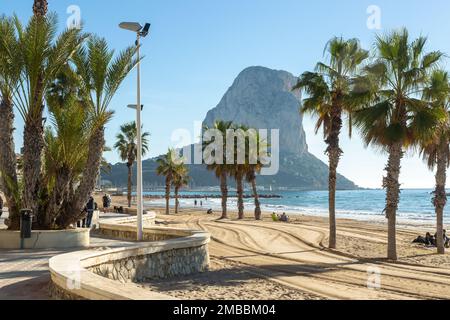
0, 275, 51, 300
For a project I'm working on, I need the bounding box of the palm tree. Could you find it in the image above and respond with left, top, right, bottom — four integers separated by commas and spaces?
59, 36, 138, 225
420, 70, 450, 254
2, 14, 85, 228
172, 164, 190, 214
0, 16, 21, 229
114, 122, 150, 208
293, 37, 369, 249
353, 29, 444, 260
43, 69, 90, 228
203, 120, 233, 219
33, 0, 48, 17
156, 149, 179, 215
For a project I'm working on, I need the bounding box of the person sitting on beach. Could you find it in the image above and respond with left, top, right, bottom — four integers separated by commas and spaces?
445, 230, 450, 248
426, 232, 436, 246
434, 230, 450, 248
207, 209, 213, 215
280, 212, 290, 223
413, 232, 436, 246
271, 212, 279, 222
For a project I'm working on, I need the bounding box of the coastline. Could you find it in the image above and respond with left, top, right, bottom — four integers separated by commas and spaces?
114, 188, 447, 227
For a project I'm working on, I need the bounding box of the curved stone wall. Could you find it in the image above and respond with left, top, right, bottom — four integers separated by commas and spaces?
49, 217, 210, 300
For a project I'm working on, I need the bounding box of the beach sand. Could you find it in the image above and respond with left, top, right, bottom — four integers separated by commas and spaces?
105, 194, 450, 300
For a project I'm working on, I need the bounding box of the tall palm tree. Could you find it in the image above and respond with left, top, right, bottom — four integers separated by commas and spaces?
156, 149, 179, 215
172, 164, 190, 214
0, 16, 21, 229
203, 120, 233, 219
58, 36, 138, 226
420, 70, 450, 254
293, 37, 369, 249
114, 122, 150, 208
5, 14, 85, 227
353, 29, 444, 260
33, 0, 48, 17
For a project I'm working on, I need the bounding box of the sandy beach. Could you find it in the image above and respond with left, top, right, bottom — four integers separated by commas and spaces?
103, 195, 450, 300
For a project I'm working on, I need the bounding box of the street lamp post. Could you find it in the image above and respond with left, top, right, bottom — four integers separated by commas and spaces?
119, 22, 151, 241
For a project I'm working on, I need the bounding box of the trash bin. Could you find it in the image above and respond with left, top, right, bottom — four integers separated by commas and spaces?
20, 209, 33, 239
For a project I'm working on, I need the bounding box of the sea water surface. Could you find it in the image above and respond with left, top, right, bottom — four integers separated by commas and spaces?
143, 189, 448, 225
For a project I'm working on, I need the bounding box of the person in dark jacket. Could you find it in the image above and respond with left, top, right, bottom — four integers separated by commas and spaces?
86, 196, 95, 228
102, 194, 109, 210
0, 195, 3, 218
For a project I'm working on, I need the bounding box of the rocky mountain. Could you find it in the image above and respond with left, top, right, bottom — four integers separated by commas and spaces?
203, 66, 308, 155
102, 66, 358, 190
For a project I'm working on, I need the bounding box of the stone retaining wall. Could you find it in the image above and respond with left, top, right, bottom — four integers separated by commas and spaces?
49, 216, 210, 300
95, 228, 178, 242
89, 245, 209, 283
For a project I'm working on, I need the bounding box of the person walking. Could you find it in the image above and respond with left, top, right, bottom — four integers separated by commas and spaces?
86, 196, 95, 228
102, 194, 109, 211
0, 195, 3, 218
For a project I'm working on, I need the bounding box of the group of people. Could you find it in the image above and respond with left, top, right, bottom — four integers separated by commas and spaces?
272, 212, 290, 223
413, 230, 450, 248
194, 200, 203, 207
102, 193, 112, 209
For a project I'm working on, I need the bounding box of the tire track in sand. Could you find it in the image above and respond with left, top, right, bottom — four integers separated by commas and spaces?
183, 215, 450, 300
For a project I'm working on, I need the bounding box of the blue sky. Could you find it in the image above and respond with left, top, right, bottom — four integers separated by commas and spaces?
2, 0, 450, 188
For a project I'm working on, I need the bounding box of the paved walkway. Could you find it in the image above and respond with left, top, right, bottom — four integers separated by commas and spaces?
0, 211, 135, 300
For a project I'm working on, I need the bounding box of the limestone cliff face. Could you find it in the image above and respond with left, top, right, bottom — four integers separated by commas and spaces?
103, 66, 358, 190
203, 66, 308, 155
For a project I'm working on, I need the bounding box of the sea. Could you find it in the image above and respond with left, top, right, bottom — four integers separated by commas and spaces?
141, 189, 449, 225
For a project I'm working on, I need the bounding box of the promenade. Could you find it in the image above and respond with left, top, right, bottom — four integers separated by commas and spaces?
0, 211, 135, 300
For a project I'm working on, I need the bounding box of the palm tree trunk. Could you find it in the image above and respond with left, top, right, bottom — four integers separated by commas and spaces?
0, 98, 20, 230
22, 118, 44, 220
328, 151, 338, 249
220, 171, 228, 219
384, 142, 404, 261
434, 143, 447, 255
45, 166, 71, 229
33, 0, 48, 16
250, 173, 262, 220
175, 186, 179, 214
127, 163, 133, 208
56, 127, 104, 228
165, 177, 171, 215
236, 172, 245, 220
326, 105, 343, 249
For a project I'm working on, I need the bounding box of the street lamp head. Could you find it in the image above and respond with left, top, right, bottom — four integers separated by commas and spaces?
119, 22, 142, 33
119, 22, 151, 37
140, 23, 151, 37
127, 104, 144, 111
